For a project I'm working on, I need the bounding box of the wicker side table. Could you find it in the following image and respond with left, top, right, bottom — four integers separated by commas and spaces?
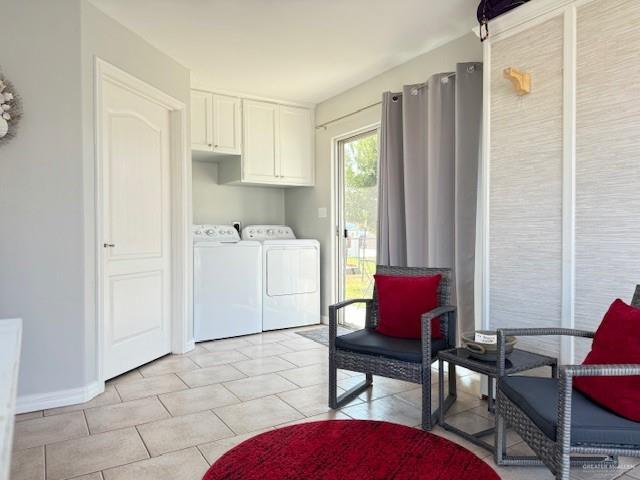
437, 347, 557, 453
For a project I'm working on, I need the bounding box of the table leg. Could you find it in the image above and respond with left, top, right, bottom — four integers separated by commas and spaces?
488, 376, 494, 413
448, 363, 457, 397
552, 363, 558, 379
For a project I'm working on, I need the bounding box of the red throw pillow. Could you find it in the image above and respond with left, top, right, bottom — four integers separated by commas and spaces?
374, 274, 442, 339
573, 299, 640, 421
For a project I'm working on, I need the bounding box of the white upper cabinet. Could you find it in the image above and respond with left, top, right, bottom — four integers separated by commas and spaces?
278, 105, 313, 185
218, 98, 314, 187
212, 94, 241, 155
242, 99, 279, 184
191, 90, 212, 152
191, 91, 241, 155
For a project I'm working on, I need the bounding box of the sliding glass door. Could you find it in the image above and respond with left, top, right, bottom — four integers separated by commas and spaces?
336, 128, 380, 329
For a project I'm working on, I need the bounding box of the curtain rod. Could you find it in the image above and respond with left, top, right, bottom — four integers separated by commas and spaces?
315, 66, 474, 130
315, 101, 382, 130
409, 72, 457, 94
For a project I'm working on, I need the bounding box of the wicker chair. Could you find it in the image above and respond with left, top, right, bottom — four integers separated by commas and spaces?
494, 285, 640, 480
328, 265, 457, 430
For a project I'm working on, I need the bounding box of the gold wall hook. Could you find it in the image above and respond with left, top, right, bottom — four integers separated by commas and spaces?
503, 67, 531, 95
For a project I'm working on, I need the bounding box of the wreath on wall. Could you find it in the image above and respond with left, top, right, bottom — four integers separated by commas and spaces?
0, 72, 22, 146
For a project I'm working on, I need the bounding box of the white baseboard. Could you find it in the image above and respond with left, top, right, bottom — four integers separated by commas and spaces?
16, 381, 104, 414
175, 338, 195, 355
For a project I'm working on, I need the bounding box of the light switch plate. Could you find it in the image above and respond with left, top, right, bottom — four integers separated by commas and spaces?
318, 207, 327, 218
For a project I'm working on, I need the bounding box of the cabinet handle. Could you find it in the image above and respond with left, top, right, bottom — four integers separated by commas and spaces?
103, 243, 115, 248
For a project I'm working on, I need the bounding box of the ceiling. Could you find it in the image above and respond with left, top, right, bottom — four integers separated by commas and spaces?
89, 0, 479, 104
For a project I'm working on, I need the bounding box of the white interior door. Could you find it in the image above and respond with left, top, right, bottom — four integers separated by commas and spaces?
101, 78, 172, 380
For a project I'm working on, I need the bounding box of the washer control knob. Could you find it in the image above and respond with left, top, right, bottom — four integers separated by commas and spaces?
205, 229, 215, 236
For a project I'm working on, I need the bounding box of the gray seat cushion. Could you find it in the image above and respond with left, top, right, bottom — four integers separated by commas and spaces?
335, 328, 447, 364
499, 376, 640, 447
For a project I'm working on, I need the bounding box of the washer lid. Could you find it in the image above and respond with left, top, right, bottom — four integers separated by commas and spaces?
242, 225, 296, 241
193, 224, 240, 242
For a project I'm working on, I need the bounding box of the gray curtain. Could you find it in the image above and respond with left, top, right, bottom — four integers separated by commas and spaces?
377, 62, 483, 337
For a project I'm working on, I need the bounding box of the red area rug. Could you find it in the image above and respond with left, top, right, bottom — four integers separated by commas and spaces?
203, 420, 500, 480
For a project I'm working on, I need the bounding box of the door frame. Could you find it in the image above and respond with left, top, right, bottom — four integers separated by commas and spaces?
94, 58, 192, 385
331, 123, 381, 314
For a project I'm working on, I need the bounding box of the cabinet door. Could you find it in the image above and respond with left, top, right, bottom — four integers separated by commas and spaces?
191, 90, 212, 151
278, 105, 314, 185
212, 94, 241, 155
242, 100, 279, 183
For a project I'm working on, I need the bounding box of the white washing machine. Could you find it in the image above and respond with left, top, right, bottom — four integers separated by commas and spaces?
193, 225, 262, 341
242, 225, 320, 331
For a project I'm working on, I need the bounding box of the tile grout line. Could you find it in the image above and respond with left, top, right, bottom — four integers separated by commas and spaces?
101, 445, 210, 477
273, 394, 311, 421
208, 408, 241, 437
154, 394, 174, 417
134, 424, 153, 459
216, 382, 243, 405
81, 409, 91, 436
195, 444, 212, 466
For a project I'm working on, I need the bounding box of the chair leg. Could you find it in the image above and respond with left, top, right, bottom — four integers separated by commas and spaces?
422, 374, 434, 431
427, 361, 457, 430
331, 370, 372, 409
495, 406, 506, 465
329, 356, 338, 409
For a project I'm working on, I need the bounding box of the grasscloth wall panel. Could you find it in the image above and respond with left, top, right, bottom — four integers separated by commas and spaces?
489, 17, 564, 357
574, 0, 640, 360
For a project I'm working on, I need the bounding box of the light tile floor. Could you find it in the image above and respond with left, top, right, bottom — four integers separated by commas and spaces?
11, 326, 640, 480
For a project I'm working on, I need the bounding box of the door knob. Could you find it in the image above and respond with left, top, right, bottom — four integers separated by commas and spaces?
103, 243, 115, 248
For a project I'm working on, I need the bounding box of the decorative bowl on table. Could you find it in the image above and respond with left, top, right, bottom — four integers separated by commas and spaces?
461, 330, 517, 362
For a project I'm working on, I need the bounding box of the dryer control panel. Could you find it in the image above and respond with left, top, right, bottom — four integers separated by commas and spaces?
193, 224, 240, 242
242, 225, 296, 241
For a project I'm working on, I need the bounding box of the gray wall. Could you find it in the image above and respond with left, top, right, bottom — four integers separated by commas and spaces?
0, 0, 86, 397
285, 33, 482, 317
0, 0, 191, 401
192, 161, 285, 226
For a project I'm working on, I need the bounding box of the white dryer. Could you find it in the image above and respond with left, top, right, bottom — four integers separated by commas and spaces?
193, 225, 262, 341
242, 225, 320, 331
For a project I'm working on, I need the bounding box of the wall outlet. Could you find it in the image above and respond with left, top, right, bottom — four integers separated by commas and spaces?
232, 221, 241, 233
318, 207, 328, 218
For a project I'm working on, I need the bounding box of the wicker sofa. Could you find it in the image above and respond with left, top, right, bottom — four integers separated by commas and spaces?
328, 265, 457, 430
494, 286, 640, 480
